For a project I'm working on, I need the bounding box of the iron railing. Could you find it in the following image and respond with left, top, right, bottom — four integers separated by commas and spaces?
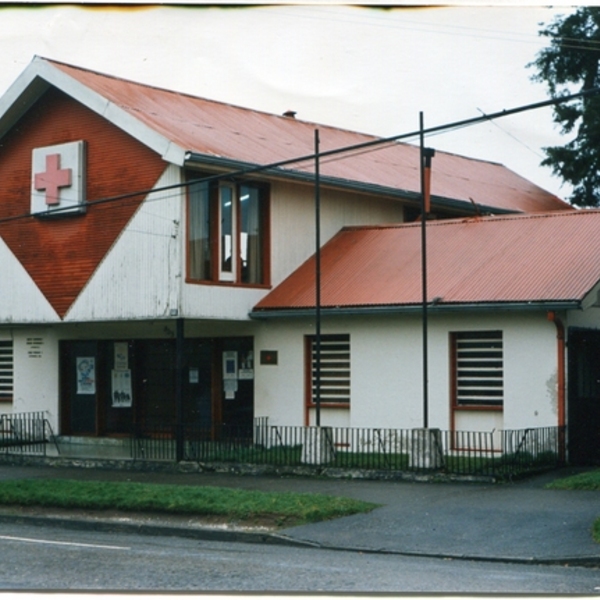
0, 411, 56, 456
130, 418, 564, 479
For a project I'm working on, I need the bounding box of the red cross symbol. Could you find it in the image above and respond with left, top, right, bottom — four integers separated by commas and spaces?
34, 153, 72, 206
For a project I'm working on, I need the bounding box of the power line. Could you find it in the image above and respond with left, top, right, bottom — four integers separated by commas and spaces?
1, 85, 599, 227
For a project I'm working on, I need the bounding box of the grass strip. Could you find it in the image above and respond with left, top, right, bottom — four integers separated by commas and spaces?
0, 479, 378, 526
545, 469, 600, 491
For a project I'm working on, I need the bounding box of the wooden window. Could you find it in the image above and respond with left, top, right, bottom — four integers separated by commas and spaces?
307, 334, 350, 405
187, 173, 269, 286
0, 340, 13, 402
452, 331, 503, 408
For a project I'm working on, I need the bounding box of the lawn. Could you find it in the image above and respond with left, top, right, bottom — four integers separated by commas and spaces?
0, 479, 378, 527
545, 469, 600, 491
546, 469, 600, 543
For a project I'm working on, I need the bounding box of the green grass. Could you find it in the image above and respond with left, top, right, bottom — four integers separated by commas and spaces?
0, 479, 378, 527
545, 469, 600, 491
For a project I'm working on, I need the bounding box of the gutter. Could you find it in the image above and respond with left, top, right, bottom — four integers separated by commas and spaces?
250, 301, 581, 320
184, 152, 516, 217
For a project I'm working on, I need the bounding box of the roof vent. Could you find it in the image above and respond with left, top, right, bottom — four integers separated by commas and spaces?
283, 110, 297, 119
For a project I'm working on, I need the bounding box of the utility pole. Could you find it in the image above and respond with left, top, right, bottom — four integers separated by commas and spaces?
314, 128, 322, 427
419, 112, 435, 429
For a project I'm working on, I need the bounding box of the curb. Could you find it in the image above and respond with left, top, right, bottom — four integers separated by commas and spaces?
0, 454, 498, 484
1, 512, 599, 568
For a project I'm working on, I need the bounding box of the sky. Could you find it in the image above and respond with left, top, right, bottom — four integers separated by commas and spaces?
0, 3, 580, 200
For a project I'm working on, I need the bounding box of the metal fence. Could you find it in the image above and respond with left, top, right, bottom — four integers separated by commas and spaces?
0, 411, 55, 456
131, 418, 564, 480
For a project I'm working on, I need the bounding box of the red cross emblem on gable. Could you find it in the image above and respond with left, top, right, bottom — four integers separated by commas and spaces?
31, 141, 85, 216
34, 153, 72, 206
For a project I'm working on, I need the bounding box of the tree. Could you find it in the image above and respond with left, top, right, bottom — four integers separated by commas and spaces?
529, 7, 600, 207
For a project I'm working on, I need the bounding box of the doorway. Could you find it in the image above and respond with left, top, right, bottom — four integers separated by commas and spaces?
60, 336, 254, 438
567, 328, 600, 465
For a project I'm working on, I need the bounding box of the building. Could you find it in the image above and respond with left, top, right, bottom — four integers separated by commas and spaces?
253, 210, 600, 464
2, 56, 596, 464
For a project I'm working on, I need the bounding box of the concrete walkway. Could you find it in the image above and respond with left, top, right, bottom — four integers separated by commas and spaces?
0, 463, 598, 566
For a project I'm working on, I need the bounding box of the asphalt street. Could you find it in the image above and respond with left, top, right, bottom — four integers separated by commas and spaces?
0, 463, 598, 567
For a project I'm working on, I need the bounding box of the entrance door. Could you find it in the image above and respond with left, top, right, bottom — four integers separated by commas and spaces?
60, 341, 99, 435
219, 338, 254, 432
183, 339, 213, 430
568, 328, 600, 465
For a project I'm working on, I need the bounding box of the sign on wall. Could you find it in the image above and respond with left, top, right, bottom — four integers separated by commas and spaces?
31, 141, 86, 216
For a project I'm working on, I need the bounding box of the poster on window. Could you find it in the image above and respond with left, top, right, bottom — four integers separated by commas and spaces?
238, 350, 254, 380
76, 357, 96, 395
222, 351, 238, 380
114, 342, 128, 370
111, 369, 132, 408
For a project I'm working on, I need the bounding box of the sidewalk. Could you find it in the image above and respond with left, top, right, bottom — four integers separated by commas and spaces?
0, 463, 598, 566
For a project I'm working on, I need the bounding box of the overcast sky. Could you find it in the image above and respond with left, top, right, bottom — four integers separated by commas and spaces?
0, 3, 579, 199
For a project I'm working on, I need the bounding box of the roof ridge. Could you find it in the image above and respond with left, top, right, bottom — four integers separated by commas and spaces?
38, 56, 381, 139
37, 56, 547, 175
340, 208, 596, 234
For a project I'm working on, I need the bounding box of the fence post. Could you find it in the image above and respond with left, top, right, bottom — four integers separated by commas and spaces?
409, 428, 443, 469
301, 426, 334, 465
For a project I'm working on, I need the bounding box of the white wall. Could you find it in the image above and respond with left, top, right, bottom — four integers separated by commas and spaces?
11, 327, 60, 430
270, 180, 405, 287
254, 310, 561, 432
181, 178, 405, 321
6, 167, 405, 326
566, 305, 600, 330
66, 165, 183, 322
7, 308, 566, 437
0, 237, 58, 324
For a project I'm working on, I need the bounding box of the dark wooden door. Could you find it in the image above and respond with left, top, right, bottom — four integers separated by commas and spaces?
60, 341, 99, 435
568, 328, 600, 465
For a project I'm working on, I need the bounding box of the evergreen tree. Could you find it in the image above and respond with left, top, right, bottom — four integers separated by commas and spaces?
530, 7, 600, 207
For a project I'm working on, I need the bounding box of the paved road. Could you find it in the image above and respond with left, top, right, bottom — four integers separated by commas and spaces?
1, 520, 599, 593
0, 463, 598, 566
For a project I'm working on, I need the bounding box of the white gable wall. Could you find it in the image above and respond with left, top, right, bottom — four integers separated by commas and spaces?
270, 180, 405, 287
66, 165, 183, 322
0, 236, 58, 324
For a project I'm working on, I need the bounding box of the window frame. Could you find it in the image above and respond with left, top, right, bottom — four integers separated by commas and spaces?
0, 340, 14, 403
186, 171, 270, 287
450, 330, 504, 411
305, 334, 351, 415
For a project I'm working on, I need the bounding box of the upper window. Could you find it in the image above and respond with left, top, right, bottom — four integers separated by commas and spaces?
306, 334, 351, 406
0, 340, 13, 402
452, 331, 503, 408
187, 173, 269, 285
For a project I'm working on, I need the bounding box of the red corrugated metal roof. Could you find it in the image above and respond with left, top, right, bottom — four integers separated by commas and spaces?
47, 59, 571, 214
254, 210, 600, 311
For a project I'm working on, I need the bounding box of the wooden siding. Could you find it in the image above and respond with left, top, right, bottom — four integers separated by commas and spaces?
0, 88, 167, 318
66, 165, 183, 321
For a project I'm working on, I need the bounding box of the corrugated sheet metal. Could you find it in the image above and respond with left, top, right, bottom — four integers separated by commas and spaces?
0, 87, 166, 318
254, 210, 600, 311
49, 59, 570, 214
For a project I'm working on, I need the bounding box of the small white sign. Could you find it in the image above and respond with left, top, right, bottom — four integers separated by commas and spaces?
114, 342, 128, 370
